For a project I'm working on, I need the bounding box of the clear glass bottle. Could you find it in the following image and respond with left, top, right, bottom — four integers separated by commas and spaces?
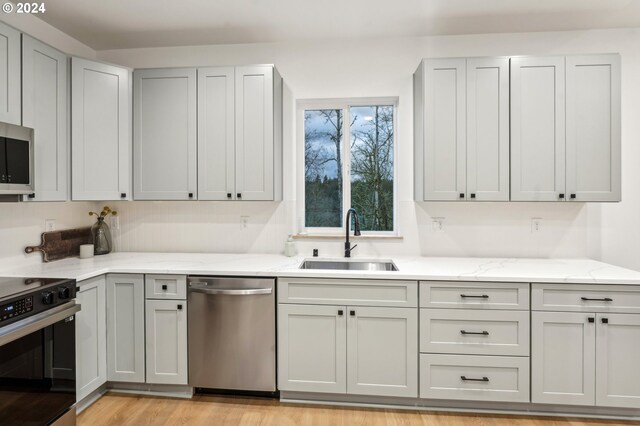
91, 217, 112, 255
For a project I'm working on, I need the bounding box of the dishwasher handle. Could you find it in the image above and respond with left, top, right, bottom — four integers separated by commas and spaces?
188, 283, 272, 296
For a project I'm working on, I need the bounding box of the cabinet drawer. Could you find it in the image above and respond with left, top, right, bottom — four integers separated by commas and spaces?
532, 283, 640, 313
145, 275, 187, 300
420, 309, 529, 356
420, 281, 529, 310
420, 354, 530, 403
278, 278, 417, 307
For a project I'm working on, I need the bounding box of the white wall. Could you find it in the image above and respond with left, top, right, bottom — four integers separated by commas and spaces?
96, 28, 640, 270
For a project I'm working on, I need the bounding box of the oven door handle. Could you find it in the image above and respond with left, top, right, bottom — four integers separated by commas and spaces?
0, 301, 81, 347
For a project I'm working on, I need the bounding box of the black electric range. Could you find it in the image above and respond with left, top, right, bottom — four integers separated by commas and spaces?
0, 276, 80, 425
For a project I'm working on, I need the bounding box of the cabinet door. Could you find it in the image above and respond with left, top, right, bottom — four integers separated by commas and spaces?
566, 54, 621, 202
423, 58, 466, 201
596, 313, 640, 408
134, 68, 197, 200
198, 67, 235, 200
531, 311, 595, 406
145, 299, 188, 385
510, 56, 565, 201
76, 275, 107, 402
278, 304, 346, 393
466, 57, 509, 201
235, 65, 274, 201
22, 35, 68, 202
71, 58, 131, 201
347, 306, 418, 397
0, 21, 21, 125
106, 274, 145, 383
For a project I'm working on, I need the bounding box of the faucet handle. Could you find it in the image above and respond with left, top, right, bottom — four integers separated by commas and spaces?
344, 243, 358, 258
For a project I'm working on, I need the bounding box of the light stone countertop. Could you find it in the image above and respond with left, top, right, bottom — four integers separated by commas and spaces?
1, 252, 640, 285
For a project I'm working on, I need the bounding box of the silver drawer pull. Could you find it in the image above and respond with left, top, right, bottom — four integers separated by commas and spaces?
461, 376, 489, 382
460, 330, 489, 336
460, 294, 489, 299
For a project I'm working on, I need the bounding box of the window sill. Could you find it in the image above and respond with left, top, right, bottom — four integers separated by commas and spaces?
292, 234, 403, 240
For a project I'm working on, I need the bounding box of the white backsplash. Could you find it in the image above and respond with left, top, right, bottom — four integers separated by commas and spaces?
105, 199, 593, 260
108, 200, 293, 254
0, 202, 96, 263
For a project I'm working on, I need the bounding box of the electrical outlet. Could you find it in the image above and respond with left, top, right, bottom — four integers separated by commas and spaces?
45, 219, 56, 232
241, 216, 249, 229
432, 217, 444, 232
531, 217, 542, 233
110, 215, 120, 230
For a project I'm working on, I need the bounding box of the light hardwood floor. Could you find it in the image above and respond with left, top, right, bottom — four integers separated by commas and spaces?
78, 393, 637, 426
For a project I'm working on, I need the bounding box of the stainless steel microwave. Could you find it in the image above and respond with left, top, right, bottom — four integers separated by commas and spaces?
0, 122, 34, 197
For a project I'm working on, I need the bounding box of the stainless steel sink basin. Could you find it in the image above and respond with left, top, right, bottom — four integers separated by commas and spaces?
299, 259, 398, 271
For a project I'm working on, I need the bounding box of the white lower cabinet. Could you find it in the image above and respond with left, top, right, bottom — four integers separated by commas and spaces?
595, 313, 640, 408
532, 311, 595, 406
106, 274, 145, 382
278, 304, 347, 393
420, 354, 529, 403
278, 301, 418, 398
347, 306, 418, 397
532, 309, 640, 409
420, 308, 530, 356
76, 276, 107, 402
145, 299, 188, 385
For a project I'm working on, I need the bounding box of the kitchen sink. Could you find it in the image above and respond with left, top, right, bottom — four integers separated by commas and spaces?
299, 259, 399, 271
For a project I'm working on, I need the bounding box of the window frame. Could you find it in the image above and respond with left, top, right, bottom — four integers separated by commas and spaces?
296, 97, 399, 236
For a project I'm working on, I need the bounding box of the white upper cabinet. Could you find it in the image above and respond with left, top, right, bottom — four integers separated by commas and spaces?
417, 54, 620, 203
511, 54, 621, 202
565, 54, 621, 202
415, 58, 466, 201
197, 67, 235, 200
72, 58, 131, 201
134, 68, 197, 200
414, 57, 508, 201
0, 21, 21, 125
510, 56, 566, 201
466, 57, 510, 201
22, 35, 68, 202
192, 65, 282, 201
235, 65, 282, 201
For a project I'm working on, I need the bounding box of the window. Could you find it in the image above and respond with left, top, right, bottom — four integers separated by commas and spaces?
299, 99, 396, 234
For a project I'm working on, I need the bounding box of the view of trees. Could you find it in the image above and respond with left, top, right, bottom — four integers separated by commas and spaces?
304, 105, 394, 231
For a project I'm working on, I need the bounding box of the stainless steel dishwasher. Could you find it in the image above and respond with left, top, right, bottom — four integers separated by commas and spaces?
187, 276, 276, 394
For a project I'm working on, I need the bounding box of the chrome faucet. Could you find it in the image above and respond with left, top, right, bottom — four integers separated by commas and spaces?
344, 208, 361, 258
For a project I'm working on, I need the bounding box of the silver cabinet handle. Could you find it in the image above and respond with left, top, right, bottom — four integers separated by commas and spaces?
0, 302, 81, 347
189, 286, 272, 296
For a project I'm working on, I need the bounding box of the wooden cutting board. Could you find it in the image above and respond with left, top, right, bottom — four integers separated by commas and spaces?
25, 227, 92, 262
